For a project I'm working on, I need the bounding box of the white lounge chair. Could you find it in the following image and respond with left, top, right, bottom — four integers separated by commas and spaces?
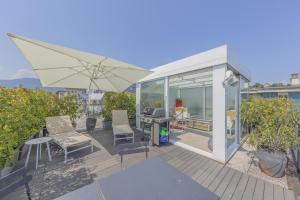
112, 110, 134, 146
45, 116, 93, 163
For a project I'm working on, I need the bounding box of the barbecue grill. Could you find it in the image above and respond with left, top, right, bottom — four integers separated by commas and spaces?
140, 107, 169, 145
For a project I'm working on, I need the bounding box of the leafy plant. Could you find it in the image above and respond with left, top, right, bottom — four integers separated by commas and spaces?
58, 94, 81, 122
242, 98, 300, 152
0, 87, 80, 168
102, 92, 136, 121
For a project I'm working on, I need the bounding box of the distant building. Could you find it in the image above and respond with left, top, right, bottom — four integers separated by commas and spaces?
291, 73, 300, 86
56, 89, 83, 100
243, 73, 300, 106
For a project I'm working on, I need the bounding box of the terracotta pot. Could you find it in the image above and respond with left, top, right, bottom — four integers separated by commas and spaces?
256, 149, 287, 178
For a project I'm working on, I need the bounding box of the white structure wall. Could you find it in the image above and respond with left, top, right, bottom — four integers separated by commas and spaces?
136, 83, 141, 129
164, 77, 169, 118
212, 64, 226, 162
136, 45, 250, 163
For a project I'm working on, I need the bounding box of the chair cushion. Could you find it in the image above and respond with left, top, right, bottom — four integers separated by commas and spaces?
113, 125, 134, 136
46, 116, 75, 135
51, 131, 91, 148
112, 110, 130, 126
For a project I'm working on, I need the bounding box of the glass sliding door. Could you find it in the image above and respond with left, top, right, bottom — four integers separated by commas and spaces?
226, 76, 239, 148
168, 68, 213, 153
181, 87, 205, 119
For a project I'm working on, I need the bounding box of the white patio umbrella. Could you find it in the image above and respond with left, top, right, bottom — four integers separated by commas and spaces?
8, 33, 152, 92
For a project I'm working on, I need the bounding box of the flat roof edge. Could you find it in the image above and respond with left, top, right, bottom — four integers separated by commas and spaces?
138, 45, 251, 83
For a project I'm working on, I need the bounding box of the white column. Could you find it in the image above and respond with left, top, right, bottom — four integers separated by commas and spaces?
212, 64, 226, 163
237, 76, 241, 144
136, 83, 141, 129
164, 77, 169, 118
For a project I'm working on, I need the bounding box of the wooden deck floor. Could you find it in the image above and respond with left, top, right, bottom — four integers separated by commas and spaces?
2, 129, 296, 200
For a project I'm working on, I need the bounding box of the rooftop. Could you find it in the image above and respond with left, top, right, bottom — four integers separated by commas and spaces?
2, 128, 296, 200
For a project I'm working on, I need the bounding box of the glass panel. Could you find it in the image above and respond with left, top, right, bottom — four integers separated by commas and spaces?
240, 77, 249, 139
181, 87, 204, 119
140, 79, 165, 114
226, 82, 238, 148
205, 87, 213, 121
168, 68, 213, 153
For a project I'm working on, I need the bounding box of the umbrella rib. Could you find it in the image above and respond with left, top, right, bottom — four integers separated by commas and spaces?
45, 68, 88, 87
68, 68, 96, 80
102, 65, 150, 72
67, 67, 101, 90
33, 65, 84, 70
106, 70, 134, 84
100, 70, 120, 92
96, 67, 117, 79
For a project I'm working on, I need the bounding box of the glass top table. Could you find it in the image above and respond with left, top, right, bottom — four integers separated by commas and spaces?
55, 157, 218, 200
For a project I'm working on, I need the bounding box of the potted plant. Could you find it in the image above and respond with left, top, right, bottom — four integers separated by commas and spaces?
242, 98, 300, 178
86, 111, 98, 131
175, 98, 182, 107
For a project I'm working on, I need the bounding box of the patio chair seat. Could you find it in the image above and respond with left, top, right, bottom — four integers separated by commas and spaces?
51, 131, 92, 148
113, 125, 134, 136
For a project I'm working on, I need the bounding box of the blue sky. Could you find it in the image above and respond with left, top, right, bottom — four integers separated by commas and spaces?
0, 0, 299, 83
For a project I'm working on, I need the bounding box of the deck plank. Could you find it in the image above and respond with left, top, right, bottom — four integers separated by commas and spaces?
182, 156, 206, 176
177, 154, 200, 172
264, 182, 274, 200
192, 159, 215, 180
186, 156, 209, 178
208, 166, 231, 192
231, 173, 249, 200
284, 189, 295, 200
196, 161, 219, 184
242, 176, 257, 200
214, 168, 235, 197
274, 185, 285, 200
220, 170, 242, 200
253, 179, 265, 200
202, 163, 223, 187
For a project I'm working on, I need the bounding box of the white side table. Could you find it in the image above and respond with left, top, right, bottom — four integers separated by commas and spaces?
25, 137, 52, 169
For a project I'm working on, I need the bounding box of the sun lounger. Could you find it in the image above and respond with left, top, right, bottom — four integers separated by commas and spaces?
45, 116, 93, 163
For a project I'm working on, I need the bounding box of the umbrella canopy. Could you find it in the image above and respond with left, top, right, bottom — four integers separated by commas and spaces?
8, 33, 152, 92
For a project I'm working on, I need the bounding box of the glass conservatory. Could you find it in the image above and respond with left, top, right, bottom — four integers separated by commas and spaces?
136, 45, 250, 163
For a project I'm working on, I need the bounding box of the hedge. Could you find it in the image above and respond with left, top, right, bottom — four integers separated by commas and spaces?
0, 87, 80, 168
102, 92, 136, 121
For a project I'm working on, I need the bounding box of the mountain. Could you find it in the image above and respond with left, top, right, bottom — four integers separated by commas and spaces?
0, 78, 41, 88
0, 78, 62, 92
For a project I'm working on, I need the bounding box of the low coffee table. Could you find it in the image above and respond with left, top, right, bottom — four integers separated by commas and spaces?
55, 157, 218, 200
25, 137, 52, 169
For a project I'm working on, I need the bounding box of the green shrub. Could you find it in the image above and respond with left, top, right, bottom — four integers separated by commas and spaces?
242, 98, 300, 152
0, 87, 80, 168
102, 92, 136, 121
